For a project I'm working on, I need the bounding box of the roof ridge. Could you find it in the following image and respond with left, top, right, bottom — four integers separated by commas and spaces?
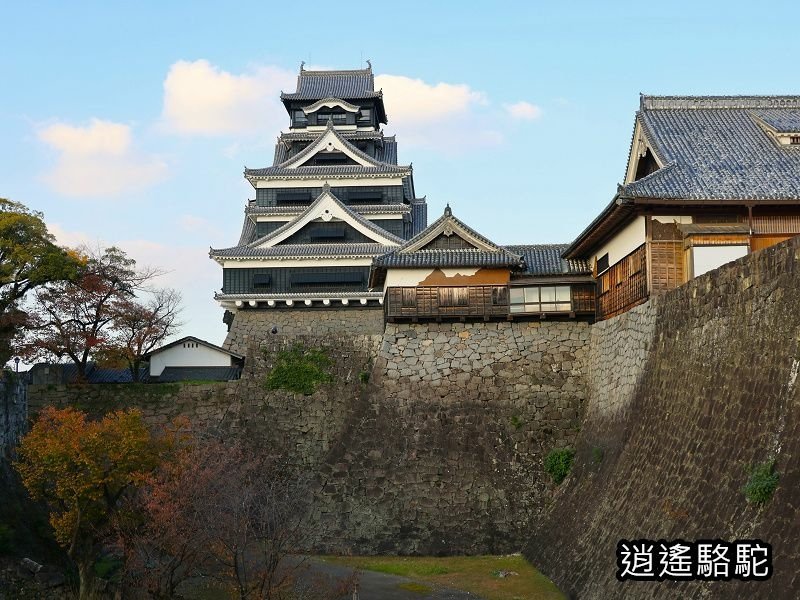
641, 95, 800, 110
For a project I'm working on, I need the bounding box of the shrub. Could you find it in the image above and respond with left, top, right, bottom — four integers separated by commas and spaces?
544, 448, 574, 485
591, 446, 604, 464
0, 523, 13, 554
510, 415, 524, 430
264, 345, 333, 395
743, 460, 779, 505
358, 370, 370, 384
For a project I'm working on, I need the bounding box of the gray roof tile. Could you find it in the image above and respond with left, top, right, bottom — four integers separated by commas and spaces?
246, 203, 411, 216
411, 198, 428, 236
244, 164, 409, 178
210, 242, 390, 259
373, 207, 523, 269
281, 67, 381, 101
621, 95, 800, 201
157, 366, 241, 383
504, 244, 591, 276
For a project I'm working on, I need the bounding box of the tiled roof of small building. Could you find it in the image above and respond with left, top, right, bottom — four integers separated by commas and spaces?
374, 248, 524, 269
373, 206, 523, 269
280, 66, 381, 101
504, 244, 592, 276
620, 95, 800, 201
157, 366, 242, 383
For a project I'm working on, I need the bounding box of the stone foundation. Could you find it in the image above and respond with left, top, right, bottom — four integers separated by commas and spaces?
223, 307, 385, 354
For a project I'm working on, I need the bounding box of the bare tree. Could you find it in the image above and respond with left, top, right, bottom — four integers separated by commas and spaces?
119, 434, 341, 600
21, 245, 169, 380
107, 288, 182, 381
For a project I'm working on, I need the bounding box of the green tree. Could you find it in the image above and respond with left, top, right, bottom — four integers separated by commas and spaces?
0, 198, 79, 366
15, 406, 168, 598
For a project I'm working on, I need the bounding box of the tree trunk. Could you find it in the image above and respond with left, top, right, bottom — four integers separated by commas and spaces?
77, 559, 96, 600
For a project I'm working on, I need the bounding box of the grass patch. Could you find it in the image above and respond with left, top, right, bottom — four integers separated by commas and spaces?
264, 344, 333, 395
510, 415, 524, 430
321, 554, 565, 600
544, 448, 574, 485
744, 460, 779, 505
591, 446, 604, 464
397, 582, 433, 594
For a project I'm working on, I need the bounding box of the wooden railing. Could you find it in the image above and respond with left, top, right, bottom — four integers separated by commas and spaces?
596, 244, 648, 320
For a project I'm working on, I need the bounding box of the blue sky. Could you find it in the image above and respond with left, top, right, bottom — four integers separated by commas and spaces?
2, 1, 799, 346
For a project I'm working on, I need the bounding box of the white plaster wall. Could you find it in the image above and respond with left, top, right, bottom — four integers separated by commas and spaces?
594, 216, 646, 266
384, 268, 481, 289
150, 344, 233, 377
692, 245, 749, 277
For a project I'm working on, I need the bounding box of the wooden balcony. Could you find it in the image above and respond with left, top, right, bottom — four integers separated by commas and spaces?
385, 285, 510, 321
385, 284, 596, 322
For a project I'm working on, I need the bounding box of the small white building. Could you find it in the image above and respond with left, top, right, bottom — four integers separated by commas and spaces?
144, 336, 245, 382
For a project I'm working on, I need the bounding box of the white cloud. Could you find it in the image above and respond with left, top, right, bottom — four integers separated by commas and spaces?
178, 214, 223, 238
161, 60, 295, 136
38, 119, 167, 198
504, 101, 543, 121
375, 74, 500, 151
48, 222, 224, 343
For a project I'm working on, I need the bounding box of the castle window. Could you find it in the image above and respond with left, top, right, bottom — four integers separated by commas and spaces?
509, 285, 571, 313
596, 253, 610, 275
791, 136, 800, 145
276, 191, 312, 205
293, 109, 308, 126
317, 111, 346, 125
252, 274, 271, 289
357, 108, 372, 124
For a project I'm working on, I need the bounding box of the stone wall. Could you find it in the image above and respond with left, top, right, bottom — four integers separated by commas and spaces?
526, 236, 800, 599
1, 377, 26, 458
29, 318, 590, 555
585, 299, 657, 419
223, 307, 385, 354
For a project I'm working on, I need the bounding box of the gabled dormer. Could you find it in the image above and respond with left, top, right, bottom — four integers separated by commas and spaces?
750, 110, 800, 147
624, 116, 665, 184
247, 186, 403, 250
281, 121, 393, 169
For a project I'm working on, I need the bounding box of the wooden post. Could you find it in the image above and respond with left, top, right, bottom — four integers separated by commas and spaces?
645, 214, 653, 295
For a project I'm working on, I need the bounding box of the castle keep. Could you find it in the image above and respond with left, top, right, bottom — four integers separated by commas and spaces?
212, 68, 800, 333
211, 63, 426, 323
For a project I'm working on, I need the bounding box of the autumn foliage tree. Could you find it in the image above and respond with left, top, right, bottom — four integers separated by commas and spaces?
119, 437, 332, 600
106, 287, 182, 382
22, 245, 181, 380
0, 198, 79, 366
15, 407, 168, 599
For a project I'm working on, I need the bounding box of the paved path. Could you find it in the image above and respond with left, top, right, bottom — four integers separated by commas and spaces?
298, 558, 483, 600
